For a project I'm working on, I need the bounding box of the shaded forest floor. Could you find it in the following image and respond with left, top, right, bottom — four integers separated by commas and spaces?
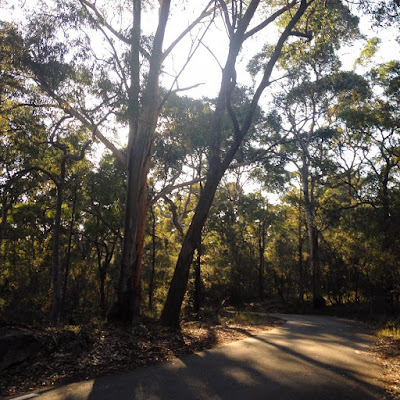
0, 313, 283, 398
1, 311, 399, 400
371, 337, 400, 400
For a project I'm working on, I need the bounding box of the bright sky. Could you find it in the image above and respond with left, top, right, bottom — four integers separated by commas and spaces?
156, 2, 400, 100
2, 1, 399, 157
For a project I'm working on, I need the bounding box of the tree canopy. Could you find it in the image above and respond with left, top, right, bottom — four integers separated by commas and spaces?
0, 0, 399, 328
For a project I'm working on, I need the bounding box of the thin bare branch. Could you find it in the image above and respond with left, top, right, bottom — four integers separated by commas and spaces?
218, 0, 233, 37
244, 0, 298, 40
78, 0, 130, 44
158, 83, 205, 111
159, 15, 215, 110
162, 0, 216, 61
97, 25, 130, 93
200, 41, 224, 70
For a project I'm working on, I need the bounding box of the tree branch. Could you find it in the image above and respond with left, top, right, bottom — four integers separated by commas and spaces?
162, 0, 216, 61
28, 68, 127, 167
149, 177, 204, 207
78, 0, 130, 45
64, 140, 91, 162
243, 0, 298, 40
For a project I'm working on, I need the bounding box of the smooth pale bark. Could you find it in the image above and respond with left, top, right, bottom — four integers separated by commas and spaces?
109, 0, 171, 323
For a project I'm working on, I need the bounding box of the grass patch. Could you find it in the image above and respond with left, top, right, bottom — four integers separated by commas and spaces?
220, 311, 270, 325
377, 319, 400, 339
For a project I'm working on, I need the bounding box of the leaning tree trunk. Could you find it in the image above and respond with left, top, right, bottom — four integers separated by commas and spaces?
160, 0, 310, 327
160, 168, 224, 326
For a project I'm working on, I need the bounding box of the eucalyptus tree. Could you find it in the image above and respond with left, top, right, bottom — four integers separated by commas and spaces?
2, 0, 371, 325
160, 0, 369, 325
0, 101, 91, 323
248, 0, 370, 307
21, 127, 91, 325
338, 61, 400, 312
83, 154, 125, 316
1, 0, 219, 322
275, 72, 368, 306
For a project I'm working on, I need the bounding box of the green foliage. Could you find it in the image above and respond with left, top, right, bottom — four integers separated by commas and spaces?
353, 37, 381, 68
0, 0, 399, 327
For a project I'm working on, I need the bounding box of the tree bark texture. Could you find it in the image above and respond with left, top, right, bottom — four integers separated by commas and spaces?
109, 0, 171, 323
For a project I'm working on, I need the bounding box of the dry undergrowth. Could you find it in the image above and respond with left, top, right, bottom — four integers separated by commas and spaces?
3, 313, 398, 400
371, 336, 400, 400
0, 314, 283, 398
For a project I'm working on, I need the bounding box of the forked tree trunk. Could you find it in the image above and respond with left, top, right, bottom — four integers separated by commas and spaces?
160, 0, 309, 327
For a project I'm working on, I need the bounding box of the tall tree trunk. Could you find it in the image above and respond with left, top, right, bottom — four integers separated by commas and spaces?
160, 169, 224, 326
109, 0, 171, 323
0, 197, 10, 272
381, 165, 393, 313
148, 206, 156, 312
193, 168, 203, 316
297, 198, 304, 305
160, 0, 309, 327
301, 157, 323, 308
193, 243, 202, 315
50, 160, 65, 326
62, 188, 77, 314
258, 221, 266, 300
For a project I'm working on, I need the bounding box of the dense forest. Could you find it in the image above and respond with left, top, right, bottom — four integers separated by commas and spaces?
0, 0, 399, 328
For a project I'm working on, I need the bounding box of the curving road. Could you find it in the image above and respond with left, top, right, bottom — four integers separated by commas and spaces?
14, 314, 386, 400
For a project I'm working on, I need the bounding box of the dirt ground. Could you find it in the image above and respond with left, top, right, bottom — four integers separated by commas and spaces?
371, 337, 400, 400
0, 314, 283, 398
1, 314, 399, 400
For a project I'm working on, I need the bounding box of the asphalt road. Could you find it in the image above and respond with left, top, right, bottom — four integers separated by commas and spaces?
15, 314, 386, 400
